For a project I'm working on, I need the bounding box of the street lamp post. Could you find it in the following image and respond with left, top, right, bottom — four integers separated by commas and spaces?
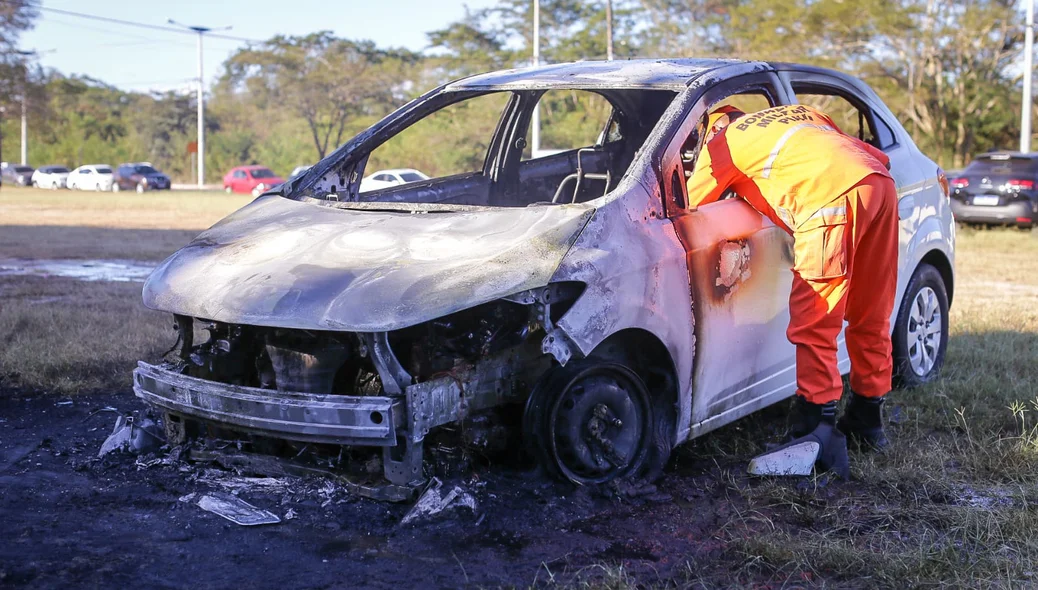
15, 50, 34, 165
168, 19, 231, 187
1023, 0, 1034, 153
531, 0, 540, 157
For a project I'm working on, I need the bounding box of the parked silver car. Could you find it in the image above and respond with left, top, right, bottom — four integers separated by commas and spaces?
134, 59, 955, 492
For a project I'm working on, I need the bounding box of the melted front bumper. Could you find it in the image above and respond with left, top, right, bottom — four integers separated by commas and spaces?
132, 362, 402, 446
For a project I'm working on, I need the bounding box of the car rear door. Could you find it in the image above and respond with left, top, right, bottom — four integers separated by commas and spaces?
663, 71, 802, 436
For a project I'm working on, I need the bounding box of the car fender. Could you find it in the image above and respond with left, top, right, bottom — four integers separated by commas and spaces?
548, 175, 696, 444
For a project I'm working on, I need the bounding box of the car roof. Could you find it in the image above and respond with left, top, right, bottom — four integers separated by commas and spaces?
445, 58, 769, 91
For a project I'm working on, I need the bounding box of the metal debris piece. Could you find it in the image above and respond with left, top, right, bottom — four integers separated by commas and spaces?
190, 448, 419, 503
196, 493, 281, 526
401, 478, 478, 525
747, 441, 819, 476
98, 415, 164, 457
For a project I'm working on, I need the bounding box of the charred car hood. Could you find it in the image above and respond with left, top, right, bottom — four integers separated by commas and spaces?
143, 195, 593, 331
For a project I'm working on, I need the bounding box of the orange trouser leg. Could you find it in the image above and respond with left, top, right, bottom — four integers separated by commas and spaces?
787, 274, 848, 404
844, 175, 898, 398
786, 174, 898, 405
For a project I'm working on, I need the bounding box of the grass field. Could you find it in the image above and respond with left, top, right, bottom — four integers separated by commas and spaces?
1, 189, 1038, 586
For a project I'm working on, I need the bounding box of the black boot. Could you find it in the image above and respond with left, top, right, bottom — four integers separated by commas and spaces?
837, 393, 889, 451
749, 398, 849, 479
789, 396, 837, 438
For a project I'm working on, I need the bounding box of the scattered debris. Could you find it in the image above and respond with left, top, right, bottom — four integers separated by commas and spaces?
98, 415, 164, 457
401, 478, 478, 525
284, 508, 297, 520
197, 472, 293, 495
55, 400, 73, 406
190, 447, 419, 502
196, 493, 281, 526
178, 492, 198, 503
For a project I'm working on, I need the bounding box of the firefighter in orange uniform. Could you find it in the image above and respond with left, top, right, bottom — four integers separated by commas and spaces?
686, 104, 899, 478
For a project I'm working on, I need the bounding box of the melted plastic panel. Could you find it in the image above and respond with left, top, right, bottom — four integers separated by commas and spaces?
143, 195, 593, 331
548, 173, 696, 443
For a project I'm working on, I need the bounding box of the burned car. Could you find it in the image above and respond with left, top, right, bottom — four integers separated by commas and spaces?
134, 59, 955, 492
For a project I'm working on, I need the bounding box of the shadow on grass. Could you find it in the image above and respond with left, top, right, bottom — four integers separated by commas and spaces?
0, 225, 201, 262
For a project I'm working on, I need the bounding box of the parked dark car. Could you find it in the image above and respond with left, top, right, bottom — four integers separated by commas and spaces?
1, 162, 35, 186
949, 152, 1038, 228
113, 162, 171, 193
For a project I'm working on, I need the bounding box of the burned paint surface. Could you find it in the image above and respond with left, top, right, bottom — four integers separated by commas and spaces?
142, 195, 592, 332
673, 198, 800, 431
549, 169, 697, 444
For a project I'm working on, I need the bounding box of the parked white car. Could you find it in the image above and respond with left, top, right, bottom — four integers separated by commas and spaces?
31, 165, 71, 190
67, 165, 115, 191
359, 168, 430, 192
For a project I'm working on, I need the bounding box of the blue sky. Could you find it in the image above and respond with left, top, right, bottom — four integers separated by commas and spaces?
19, 0, 500, 93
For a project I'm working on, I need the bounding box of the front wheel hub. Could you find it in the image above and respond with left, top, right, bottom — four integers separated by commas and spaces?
526, 363, 653, 485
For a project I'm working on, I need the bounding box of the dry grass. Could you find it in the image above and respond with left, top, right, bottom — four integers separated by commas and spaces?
0, 275, 172, 393
673, 226, 1038, 588
0, 185, 250, 230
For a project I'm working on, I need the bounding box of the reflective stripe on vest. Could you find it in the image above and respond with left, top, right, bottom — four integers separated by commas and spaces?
761, 123, 835, 179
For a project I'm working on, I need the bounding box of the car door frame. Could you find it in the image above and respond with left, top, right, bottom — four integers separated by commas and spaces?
658, 70, 814, 436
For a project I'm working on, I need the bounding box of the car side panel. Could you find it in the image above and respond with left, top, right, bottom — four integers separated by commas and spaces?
550, 173, 697, 443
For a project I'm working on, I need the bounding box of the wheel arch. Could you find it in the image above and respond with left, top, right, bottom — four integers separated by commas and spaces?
585, 328, 680, 443
918, 248, 954, 305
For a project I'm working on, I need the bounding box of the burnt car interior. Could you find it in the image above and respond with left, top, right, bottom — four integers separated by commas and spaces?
299, 88, 677, 208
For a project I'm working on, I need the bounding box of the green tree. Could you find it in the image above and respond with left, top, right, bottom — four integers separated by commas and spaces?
222, 32, 416, 159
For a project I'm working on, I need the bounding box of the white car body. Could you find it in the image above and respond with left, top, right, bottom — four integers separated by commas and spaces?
359, 168, 430, 192
67, 165, 115, 191
31, 166, 71, 190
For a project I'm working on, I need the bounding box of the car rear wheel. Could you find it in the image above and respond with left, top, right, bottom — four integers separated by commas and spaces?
51, 181, 59, 190
224, 186, 232, 194
523, 360, 669, 485
95, 183, 102, 191
136, 182, 145, 194
893, 263, 949, 388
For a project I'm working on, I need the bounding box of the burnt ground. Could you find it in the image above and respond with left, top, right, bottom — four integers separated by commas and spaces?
0, 388, 848, 589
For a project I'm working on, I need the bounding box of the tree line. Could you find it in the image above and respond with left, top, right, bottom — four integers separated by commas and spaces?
0, 0, 1030, 181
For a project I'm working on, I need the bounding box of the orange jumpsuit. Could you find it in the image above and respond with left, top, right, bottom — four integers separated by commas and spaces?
686, 104, 899, 404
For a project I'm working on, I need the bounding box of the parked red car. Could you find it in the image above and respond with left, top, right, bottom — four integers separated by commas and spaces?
223, 165, 285, 197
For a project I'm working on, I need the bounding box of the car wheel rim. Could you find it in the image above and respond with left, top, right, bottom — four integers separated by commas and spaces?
907, 286, 942, 377
546, 367, 650, 484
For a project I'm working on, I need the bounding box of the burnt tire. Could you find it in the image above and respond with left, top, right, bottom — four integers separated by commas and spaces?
892, 263, 949, 388
523, 360, 671, 485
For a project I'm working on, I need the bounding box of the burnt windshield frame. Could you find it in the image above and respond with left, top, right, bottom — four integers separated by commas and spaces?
293, 89, 517, 201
